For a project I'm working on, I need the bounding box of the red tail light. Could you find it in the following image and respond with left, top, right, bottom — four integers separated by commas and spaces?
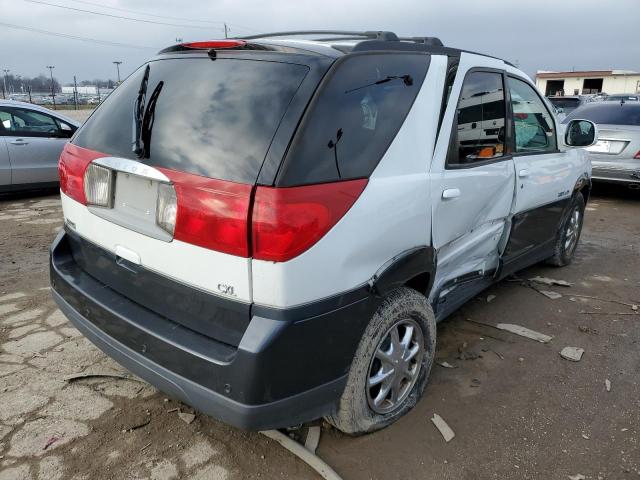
634, 150, 640, 159
181, 40, 246, 49
158, 169, 252, 257
58, 144, 105, 205
60, 145, 366, 261
514, 113, 529, 119
251, 179, 368, 262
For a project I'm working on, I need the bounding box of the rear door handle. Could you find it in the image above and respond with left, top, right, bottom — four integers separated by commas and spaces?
518, 169, 530, 178
442, 188, 461, 199
10, 139, 29, 146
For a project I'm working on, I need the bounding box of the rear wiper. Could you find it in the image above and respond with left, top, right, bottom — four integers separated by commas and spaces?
345, 74, 413, 94
139, 81, 164, 159
132, 64, 150, 157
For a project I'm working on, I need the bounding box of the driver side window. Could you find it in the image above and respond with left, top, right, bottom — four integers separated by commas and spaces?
507, 78, 557, 153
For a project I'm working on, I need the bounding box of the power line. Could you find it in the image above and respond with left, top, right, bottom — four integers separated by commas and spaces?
0, 21, 157, 49
24, 0, 224, 30
64, 0, 225, 25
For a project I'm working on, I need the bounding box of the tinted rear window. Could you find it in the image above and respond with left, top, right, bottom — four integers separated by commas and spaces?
276, 53, 430, 186
73, 57, 309, 183
562, 104, 640, 126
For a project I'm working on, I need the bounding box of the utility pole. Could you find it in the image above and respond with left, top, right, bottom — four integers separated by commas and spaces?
2, 69, 9, 99
73, 75, 78, 110
224, 23, 228, 38
46, 65, 56, 109
113, 61, 122, 84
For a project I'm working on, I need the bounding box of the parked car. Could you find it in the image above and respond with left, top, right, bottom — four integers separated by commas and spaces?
602, 93, 639, 102
548, 95, 590, 115
49, 31, 596, 435
564, 102, 640, 188
0, 100, 80, 193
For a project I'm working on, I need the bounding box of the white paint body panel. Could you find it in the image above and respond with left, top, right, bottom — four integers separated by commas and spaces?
61, 191, 251, 302
251, 56, 448, 308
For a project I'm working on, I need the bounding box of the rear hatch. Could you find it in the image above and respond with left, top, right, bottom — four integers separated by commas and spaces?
59, 51, 327, 346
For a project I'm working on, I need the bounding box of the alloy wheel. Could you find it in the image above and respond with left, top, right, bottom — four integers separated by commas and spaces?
366, 318, 424, 415
564, 207, 581, 255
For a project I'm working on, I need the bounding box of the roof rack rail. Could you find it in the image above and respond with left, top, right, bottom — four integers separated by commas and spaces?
237, 30, 400, 41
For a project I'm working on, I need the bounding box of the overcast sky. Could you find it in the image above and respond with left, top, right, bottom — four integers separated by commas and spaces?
2, 0, 639, 84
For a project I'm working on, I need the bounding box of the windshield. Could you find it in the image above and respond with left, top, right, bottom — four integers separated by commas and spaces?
73, 57, 309, 183
562, 104, 640, 126
549, 98, 580, 110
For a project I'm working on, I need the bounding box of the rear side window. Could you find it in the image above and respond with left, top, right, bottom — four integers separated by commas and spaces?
448, 71, 506, 166
73, 58, 309, 184
563, 104, 640, 126
276, 53, 429, 186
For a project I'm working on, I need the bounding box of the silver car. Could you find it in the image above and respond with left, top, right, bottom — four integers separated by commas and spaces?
563, 102, 640, 189
0, 100, 80, 192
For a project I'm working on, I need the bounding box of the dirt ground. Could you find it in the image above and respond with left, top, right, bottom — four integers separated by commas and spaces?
0, 184, 638, 480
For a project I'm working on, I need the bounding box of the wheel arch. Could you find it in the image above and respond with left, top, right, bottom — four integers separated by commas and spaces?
369, 247, 436, 298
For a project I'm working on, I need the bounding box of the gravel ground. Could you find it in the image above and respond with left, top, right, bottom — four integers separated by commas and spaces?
0, 184, 638, 480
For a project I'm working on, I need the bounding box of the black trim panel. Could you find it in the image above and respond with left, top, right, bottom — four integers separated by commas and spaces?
65, 228, 251, 347
501, 197, 571, 272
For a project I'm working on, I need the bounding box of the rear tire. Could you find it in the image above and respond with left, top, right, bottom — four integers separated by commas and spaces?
546, 192, 585, 267
325, 287, 436, 435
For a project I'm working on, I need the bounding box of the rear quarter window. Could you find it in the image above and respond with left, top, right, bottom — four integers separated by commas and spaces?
73, 58, 309, 184
276, 52, 430, 186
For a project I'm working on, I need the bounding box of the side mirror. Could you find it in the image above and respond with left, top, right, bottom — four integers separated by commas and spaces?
564, 119, 597, 147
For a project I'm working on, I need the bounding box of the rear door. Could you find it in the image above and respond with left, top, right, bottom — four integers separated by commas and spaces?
502, 75, 581, 271
0, 106, 71, 185
431, 65, 516, 296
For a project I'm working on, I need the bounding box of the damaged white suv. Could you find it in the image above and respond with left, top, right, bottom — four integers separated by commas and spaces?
50, 31, 596, 435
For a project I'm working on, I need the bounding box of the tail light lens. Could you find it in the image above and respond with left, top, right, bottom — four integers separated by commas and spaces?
59, 144, 104, 204
156, 182, 178, 235
158, 169, 252, 257
252, 179, 368, 262
84, 163, 114, 208
634, 150, 640, 159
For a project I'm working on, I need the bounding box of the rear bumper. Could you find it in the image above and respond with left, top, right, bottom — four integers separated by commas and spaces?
591, 161, 640, 184
50, 229, 378, 430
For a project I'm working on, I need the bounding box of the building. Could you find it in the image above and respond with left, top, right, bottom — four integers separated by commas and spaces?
61, 85, 98, 95
535, 70, 640, 97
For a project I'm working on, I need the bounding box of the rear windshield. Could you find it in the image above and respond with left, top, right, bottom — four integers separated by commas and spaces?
73, 57, 309, 183
276, 52, 430, 186
562, 104, 640, 126
549, 98, 580, 109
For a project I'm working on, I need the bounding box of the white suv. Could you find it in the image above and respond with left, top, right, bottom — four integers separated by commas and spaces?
50, 31, 596, 435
